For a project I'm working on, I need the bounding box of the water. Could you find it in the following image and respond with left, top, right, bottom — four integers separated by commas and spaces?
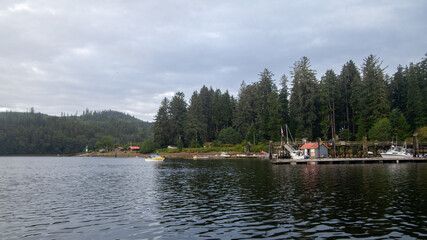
1, 157, 427, 239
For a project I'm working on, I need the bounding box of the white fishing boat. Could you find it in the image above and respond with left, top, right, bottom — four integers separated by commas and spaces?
381, 140, 413, 159
282, 124, 305, 160
289, 148, 305, 160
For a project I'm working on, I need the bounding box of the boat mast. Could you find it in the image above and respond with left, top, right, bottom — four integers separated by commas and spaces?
286, 124, 289, 144
281, 126, 283, 148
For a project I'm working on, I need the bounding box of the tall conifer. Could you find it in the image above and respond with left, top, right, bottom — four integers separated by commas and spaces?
289, 56, 318, 140
169, 92, 187, 145
153, 98, 170, 148
355, 55, 389, 139
278, 74, 290, 132
340, 60, 360, 137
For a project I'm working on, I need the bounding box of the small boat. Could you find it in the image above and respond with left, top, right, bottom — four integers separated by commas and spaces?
291, 150, 305, 160
220, 152, 231, 157
145, 154, 165, 161
381, 141, 413, 159
259, 151, 269, 159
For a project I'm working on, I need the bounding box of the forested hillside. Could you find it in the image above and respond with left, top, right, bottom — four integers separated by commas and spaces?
0, 110, 152, 155
154, 54, 427, 148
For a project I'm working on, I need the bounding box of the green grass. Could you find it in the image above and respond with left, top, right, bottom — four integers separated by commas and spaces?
155, 143, 270, 154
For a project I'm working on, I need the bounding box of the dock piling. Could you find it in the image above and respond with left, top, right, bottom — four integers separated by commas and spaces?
363, 137, 368, 158
413, 134, 419, 158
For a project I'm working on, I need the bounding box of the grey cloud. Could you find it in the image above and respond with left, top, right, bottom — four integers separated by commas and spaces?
0, 0, 426, 121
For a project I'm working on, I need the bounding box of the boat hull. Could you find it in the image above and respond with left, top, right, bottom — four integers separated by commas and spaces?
145, 158, 164, 161
145, 154, 165, 161
381, 153, 413, 159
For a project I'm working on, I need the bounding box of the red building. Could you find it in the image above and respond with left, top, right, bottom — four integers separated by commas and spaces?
300, 142, 329, 158
128, 146, 140, 151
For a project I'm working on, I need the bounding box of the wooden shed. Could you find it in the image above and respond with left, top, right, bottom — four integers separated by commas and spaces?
300, 142, 329, 158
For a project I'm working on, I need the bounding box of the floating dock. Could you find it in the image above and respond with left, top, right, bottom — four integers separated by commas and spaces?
272, 157, 427, 165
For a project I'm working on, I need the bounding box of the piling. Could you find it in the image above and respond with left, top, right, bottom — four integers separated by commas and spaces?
269, 141, 273, 160
363, 137, 368, 158
413, 134, 419, 158
332, 138, 336, 158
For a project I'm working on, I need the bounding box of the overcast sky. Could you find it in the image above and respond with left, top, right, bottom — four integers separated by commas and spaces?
1, 1, 426, 121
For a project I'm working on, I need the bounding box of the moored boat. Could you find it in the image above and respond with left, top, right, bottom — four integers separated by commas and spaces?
145, 154, 165, 161
220, 152, 231, 157
281, 124, 305, 160
381, 141, 413, 159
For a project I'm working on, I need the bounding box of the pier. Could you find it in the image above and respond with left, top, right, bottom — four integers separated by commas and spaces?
270, 134, 427, 163
272, 157, 427, 165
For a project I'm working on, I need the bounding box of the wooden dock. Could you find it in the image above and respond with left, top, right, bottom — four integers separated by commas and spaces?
272, 157, 427, 165
271, 138, 427, 158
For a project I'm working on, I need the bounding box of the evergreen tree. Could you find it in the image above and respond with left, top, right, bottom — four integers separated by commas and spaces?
218, 127, 242, 144
221, 91, 234, 128
140, 139, 156, 153
278, 74, 290, 129
420, 54, 427, 126
319, 69, 340, 140
339, 60, 360, 138
289, 56, 318, 140
169, 92, 187, 145
390, 109, 411, 140
245, 123, 257, 144
390, 65, 407, 113
95, 135, 114, 150
0, 110, 152, 155
233, 81, 257, 138
406, 63, 425, 129
198, 86, 215, 142
211, 89, 233, 138
211, 89, 223, 137
254, 68, 277, 141
256, 69, 276, 107
266, 91, 280, 141
349, 62, 364, 138
356, 55, 389, 139
185, 91, 206, 145
153, 98, 170, 148
368, 118, 392, 141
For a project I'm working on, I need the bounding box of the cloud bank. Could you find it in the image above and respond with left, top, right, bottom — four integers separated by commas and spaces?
1, 0, 426, 121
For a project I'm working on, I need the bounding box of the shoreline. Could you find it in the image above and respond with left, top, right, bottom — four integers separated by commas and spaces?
75, 152, 251, 159
3, 153, 427, 163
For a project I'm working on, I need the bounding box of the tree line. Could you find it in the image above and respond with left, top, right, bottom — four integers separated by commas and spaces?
0, 110, 152, 155
154, 54, 427, 148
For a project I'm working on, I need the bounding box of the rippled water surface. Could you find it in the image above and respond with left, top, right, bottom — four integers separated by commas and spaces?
1, 157, 427, 239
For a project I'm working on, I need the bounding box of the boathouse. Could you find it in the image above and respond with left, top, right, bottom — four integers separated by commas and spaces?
300, 142, 329, 158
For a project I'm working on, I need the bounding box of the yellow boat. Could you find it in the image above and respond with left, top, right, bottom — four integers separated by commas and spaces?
145, 154, 165, 161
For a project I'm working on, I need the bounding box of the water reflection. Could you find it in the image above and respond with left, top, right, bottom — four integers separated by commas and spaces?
151, 160, 427, 239
0, 157, 426, 239
270, 163, 427, 239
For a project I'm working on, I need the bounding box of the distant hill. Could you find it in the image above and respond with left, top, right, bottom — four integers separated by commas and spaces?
0, 110, 153, 155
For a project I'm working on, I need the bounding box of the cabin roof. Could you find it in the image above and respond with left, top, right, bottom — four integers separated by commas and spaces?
128, 146, 140, 150
300, 142, 329, 149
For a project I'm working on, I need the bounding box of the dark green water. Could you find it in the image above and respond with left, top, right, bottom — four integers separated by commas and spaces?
1, 157, 426, 239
